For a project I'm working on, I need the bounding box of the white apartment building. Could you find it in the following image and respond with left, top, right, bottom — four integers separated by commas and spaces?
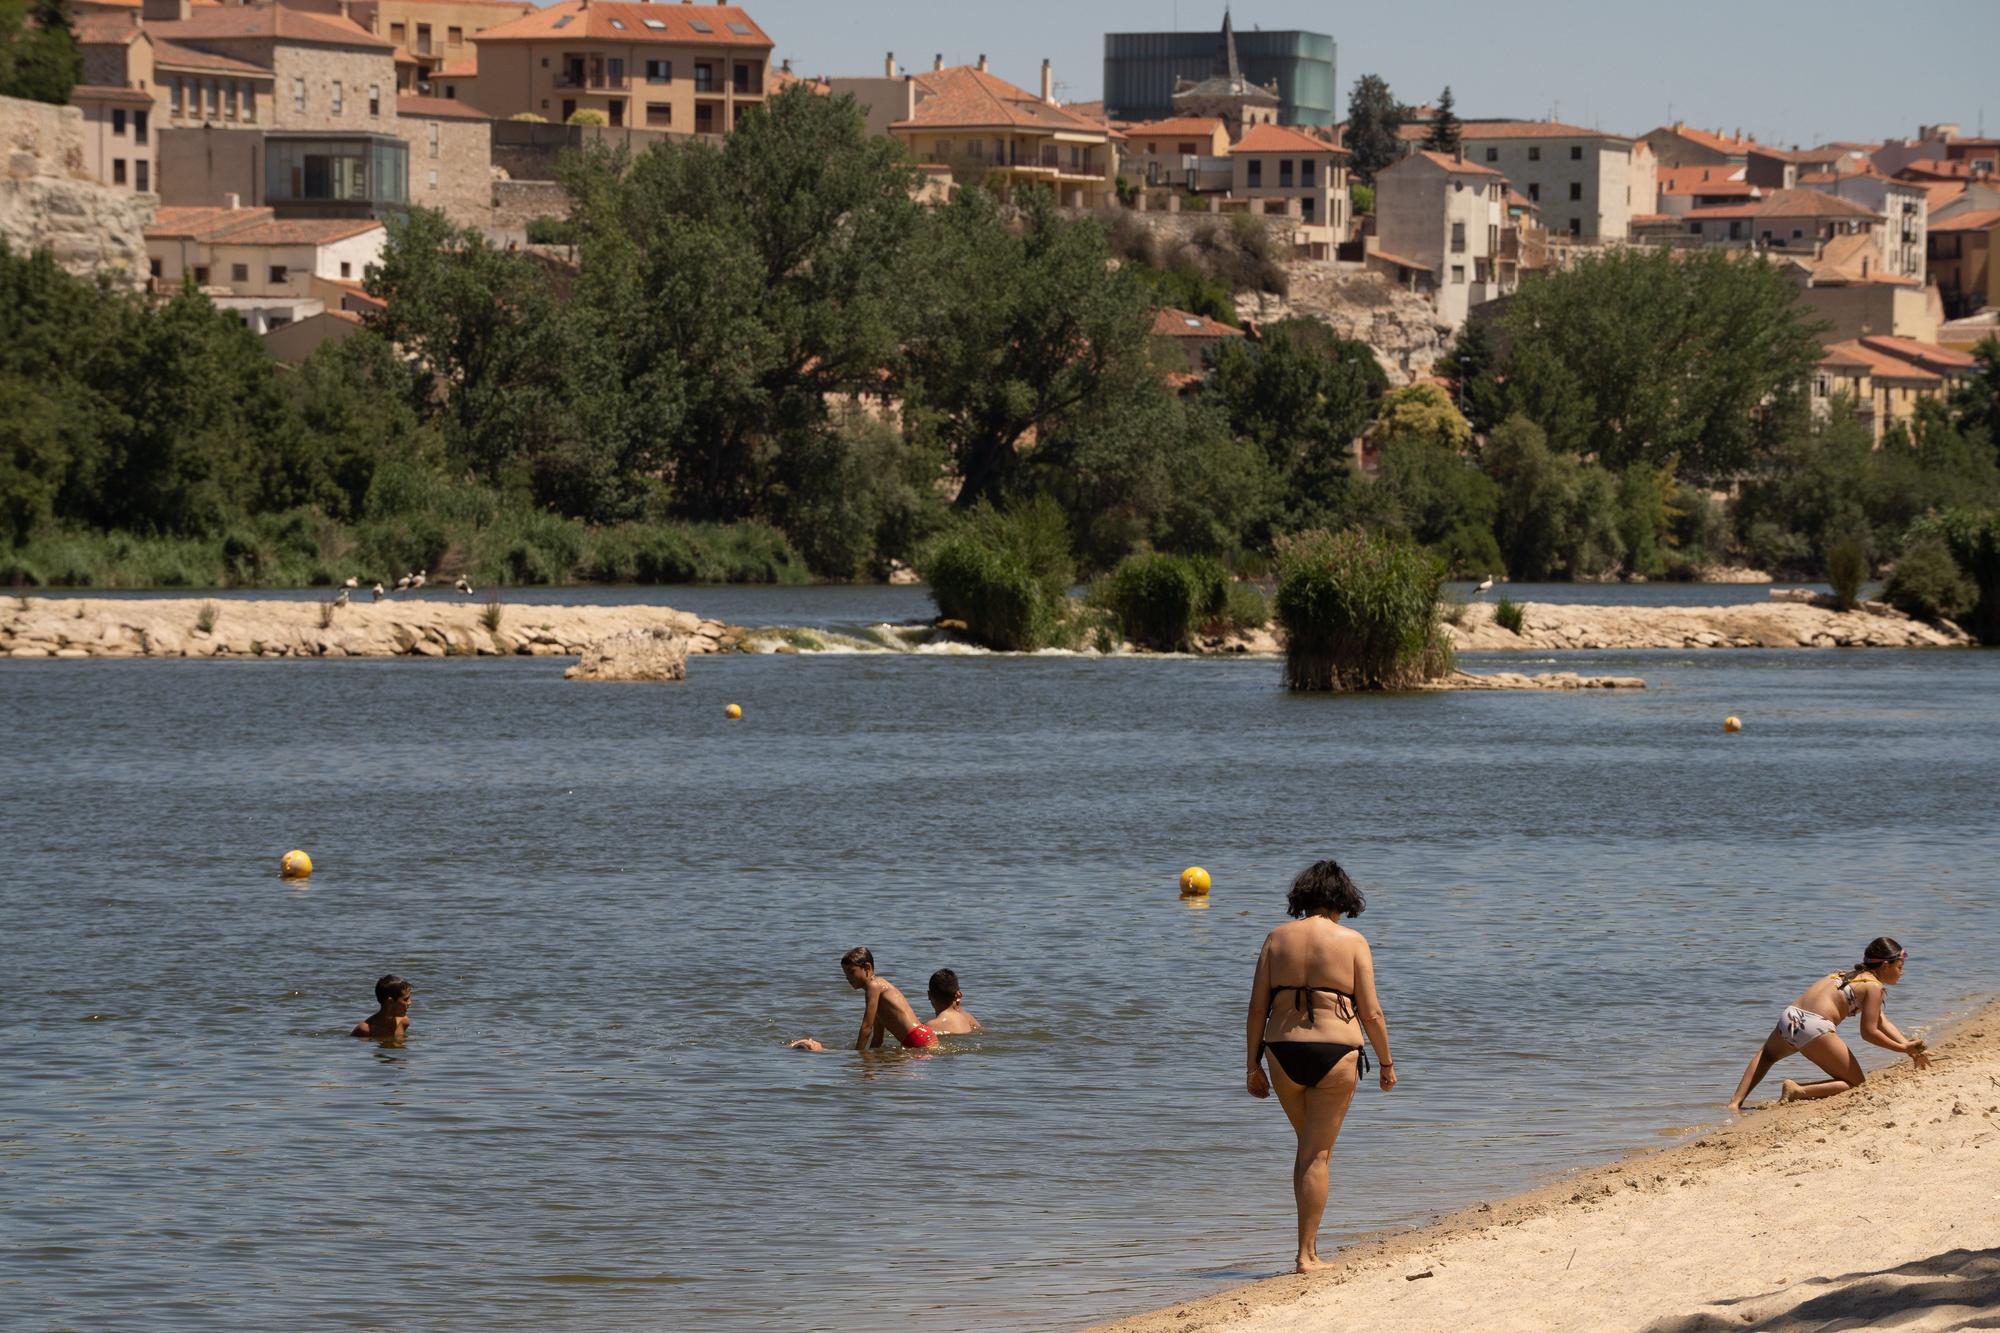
1459, 120, 1652, 242
1373, 149, 1511, 328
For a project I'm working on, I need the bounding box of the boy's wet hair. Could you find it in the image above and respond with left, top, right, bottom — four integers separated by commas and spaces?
928, 968, 960, 1009
375, 974, 412, 1004
840, 947, 874, 973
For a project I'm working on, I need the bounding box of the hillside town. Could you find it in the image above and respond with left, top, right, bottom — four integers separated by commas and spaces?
1, 0, 1997, 611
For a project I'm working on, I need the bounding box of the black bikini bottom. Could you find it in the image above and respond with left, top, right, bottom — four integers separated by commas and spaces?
1263, 1040, 1368, 1088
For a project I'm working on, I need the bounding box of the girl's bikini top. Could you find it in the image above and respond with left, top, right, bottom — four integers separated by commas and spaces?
1827, 971, 1882, 1015
1268, 983, 1357, 1027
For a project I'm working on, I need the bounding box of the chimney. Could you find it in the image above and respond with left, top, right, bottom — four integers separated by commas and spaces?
905, 75, 915, 121
976, 53, 988, 73
1673, 118, 1684, 131
224, 192, 240, 210
780, 57, 791, 75
932, 53, 943, 72
883, 51, 894, 77
1040, 58, 1053, 105
141, 0, 190, 21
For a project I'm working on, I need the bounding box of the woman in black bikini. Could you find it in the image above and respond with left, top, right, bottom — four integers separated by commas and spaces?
1245, 860, 1395, 1274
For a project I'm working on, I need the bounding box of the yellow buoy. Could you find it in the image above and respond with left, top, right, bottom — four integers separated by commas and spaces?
725, 703, 743, 720
1724, 715, 1742, 733
279, 849, 313, 879
1179, 866, 1212, 897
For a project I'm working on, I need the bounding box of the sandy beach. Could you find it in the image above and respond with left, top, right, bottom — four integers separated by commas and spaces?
1092, 999, 2000, 1333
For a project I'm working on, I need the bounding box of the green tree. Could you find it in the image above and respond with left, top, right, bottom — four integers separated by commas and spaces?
1375, 383, 1472, 451
1498, 247, 1824, 476
1371, 435, 1502, 576
1422, 86, 1462, 154
1441, 317, 1508, 434
1344, 74, 1404, 184
0, 0, 82, 105
1483, 413, 1574, 579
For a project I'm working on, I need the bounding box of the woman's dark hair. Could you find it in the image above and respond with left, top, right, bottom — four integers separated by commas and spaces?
1839, 937, 1905, 983
840, 946, 874, 972
1286, 860, 1365, 919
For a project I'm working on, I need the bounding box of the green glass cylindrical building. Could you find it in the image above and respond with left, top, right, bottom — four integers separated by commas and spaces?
1103, 25, 1336, 127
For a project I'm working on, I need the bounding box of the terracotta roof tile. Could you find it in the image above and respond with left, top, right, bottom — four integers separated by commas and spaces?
1150, 307, 1240, 338
1461, 120, 1622, 142
1122, 117, 1224, 138
1656, 165, 1750, 195
474, 3, 771, 47
69, 83, 156, 105
146, 206, 276, 241
1651, 124, 1758, 154
1819, 339, 1940, 383
1862, 335, 1976, 369
397, 94, 490, 121
433, 57, 477, 78
151, 38, 272, 76
1231, 122, 1345, 155
211, 218, 385, 245
74, 13, 142, 45
1688, 188, 1880, 222
147, 5, 393, 51
1931, 209, 2000, 232
1367, 247, 1434, 273
893, 65, 1108, 136
1402, 148, 1503, 177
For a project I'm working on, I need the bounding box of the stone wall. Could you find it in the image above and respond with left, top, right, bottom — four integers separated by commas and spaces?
1236, 259, 1455, 384
404, 112, 492, 226
0, 94, 153, 284
492, 177, 568, 234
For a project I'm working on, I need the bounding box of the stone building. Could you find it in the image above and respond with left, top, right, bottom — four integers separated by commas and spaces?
145, 202, 383, 331
1796, 167, 1927, 282
1372, 149, 1512, 329
1641, 122, 1756, 169
1460, 121, 1651, 242
396, 93, 491, 224
1814, 336, 1976, 445
1227, 121, 1348, 255
1930, 209, 2000, 318
143, 0, 401, 135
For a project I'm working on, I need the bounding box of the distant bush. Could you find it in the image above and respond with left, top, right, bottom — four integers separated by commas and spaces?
566, 109, 607, 126
524, 216, 578, 245
1274, 528, 1451, 691
1882, 537, 1975, 623
1102, 551, 1228, 651
917, 498, 1076, 651
1493, 598, 1525, 634
1825, 538, 1868, 611
1909, 508, 2000, 644
1222, 578, 1268, 632
508, 112, 547, 123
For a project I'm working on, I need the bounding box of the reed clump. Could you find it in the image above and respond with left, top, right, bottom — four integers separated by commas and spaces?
917, 498, 1075, 651
1493, 598, 1525, 634
1273, 528, 1452, 691
480, 599, 503, 632
318, 599, 339, 629
194, 601, 219, 634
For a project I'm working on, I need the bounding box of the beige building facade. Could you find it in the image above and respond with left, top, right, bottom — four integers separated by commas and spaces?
396, 93, 491, 224
146, 203, 384, 331
1462, 121, 1651, 241
1815, 336, 1976, 444
470, 1, 771, 132
1227, 121, 1347, 253
1373, 150, 1510, 328
891, 60, 1115, 208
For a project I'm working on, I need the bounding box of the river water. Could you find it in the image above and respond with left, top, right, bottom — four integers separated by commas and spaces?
4, 601, 1996, 1331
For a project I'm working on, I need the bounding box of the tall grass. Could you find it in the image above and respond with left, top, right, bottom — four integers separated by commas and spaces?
1100, 552, 1229, 651
917, 498, 1075, 651
1825, 538, 1868, 611
1273, 528, 1452, 691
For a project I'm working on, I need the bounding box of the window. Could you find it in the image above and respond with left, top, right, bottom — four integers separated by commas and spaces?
112, 158, 126, 184
225, 262, 245, 282
270, 265, 289, 284
415, 23, 431, 53
608, 100, 622, 127
1569, 218, 1581, 236
207, 80, 219, 117
562, 98, 576, 121
243, 85, 255, 123
225, 83, 237, 120
647, 101, 671, 127
332, 81, 343, 114
369, 84, 380, 117
170, 78, 181, 115
149, 257, 161, 278
1451, 264, 1466, 283
733, 62, 752, 93
551, 13, 572, 27
1450, 220, 1466, 252
390, 21, 405, 42
1301, 159, 1315, 187
642, 16, 665, 29
427, 167, 438, 188
1528, 183, 1540, 201
1528, 146, 1541, 161
609, 17, 624, 28
646, 59, 671, 83
266, 313, 291, 330
447, 25, 462, 45
1278, 159, 1293, 188
1485, 147, 1497, 162
293, 77, 305, 112
1569, 145, 1582, 160
428, 121, 439, 157
1247, 158, 1262, 186
727, 20, 752, 34
694, 62, 714, 91
1302, 196, 1315, 220
688, 16, 712, 31
608, 57, 624, 88
135, 160, 148, 190
1791, 228, 1804, 240
1568, 181, 1581, 201
113, 108, 127, 134
193, 265, 209, 284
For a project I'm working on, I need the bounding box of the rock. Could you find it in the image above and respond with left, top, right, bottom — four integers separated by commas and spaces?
1430, 670, 1647, 691
886, 560, 922, 586
564, 626, 690, 682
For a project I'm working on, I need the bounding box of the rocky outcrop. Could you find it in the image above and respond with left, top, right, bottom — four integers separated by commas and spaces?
1447, 598, 1970, 651
1427, 670, 1647, 691
0, 95, 151, 284
1234, 263, 1453, 384
563, 626, 690, 682
0, 597, 745, 660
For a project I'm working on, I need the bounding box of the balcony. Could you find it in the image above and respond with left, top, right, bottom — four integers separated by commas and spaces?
557, 71, 627, 90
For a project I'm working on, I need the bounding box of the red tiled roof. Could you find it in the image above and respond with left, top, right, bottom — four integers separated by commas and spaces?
1150, 307, 1241, 338
1919, 181, 1967, 211
1861, 335, 1976, 370
1931, 208, 2000, 233
73, 12, 142, 44
147, 5, 392, 51
1122, 117, 1224, 139
474, 3, 771, 47
1687, 188, 1881, 222
214, 218, 385, 245
433, 57, 477, 78
1656, 165, 1750, 195
1651, 124, 1758, 154
397, 94, 490, 121
893, 65, 1108, 136
1367, 247, 1434, 273
1232, 122, 1346, 155
69, 83, 155, 105
152, 37, 272, 76
147, 207, 382, 246
1403, 148, 1503, 177
1896, 159, 1974, 181
1819, 340, 1940, 383
147, 206, 276, 241
392, 45, 419, 65
1461, 120, 1622, 142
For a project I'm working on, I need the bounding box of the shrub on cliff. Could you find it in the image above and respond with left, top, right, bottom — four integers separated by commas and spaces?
917, 498, 1075, 651
1883, 537, 1976, 624
1909, 508, 2000, 644
1825, 538, 1868, 611
1101, 551, 1229, 651
1274, 528, 1451, 691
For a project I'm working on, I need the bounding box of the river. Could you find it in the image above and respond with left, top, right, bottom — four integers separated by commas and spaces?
3, 601, 1994, 1331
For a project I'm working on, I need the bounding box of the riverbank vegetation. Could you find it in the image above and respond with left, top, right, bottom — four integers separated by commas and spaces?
1275, 527, 1451, 690
2, 85, 1997, 630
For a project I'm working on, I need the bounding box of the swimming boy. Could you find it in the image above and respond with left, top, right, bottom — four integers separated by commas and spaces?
926, 968, 982, 1035
844, 947, 936, 1050
350, 974, 412, 1042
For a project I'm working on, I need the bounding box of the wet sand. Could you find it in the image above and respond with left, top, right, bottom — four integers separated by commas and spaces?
1090, 998, 2000, 1333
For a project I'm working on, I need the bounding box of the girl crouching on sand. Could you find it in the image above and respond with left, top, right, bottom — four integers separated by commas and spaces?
1245, 860, 1395, 1274
1726, 937, 1932, 1111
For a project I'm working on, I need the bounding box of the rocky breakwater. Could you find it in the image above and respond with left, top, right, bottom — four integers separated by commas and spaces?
0, 597, 745, 661
563, 626, 689, 682
1448, 595, 1971, 651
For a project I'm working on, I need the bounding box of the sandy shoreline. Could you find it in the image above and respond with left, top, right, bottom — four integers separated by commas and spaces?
1088, 997, 2000, 1333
